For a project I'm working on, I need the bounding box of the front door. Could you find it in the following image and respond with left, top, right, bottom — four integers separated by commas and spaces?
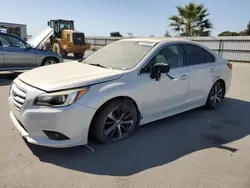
0, 34, 36, 68
137, 44, 190, 121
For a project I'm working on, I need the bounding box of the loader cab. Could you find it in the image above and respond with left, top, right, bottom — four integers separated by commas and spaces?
48, 19, 74, 38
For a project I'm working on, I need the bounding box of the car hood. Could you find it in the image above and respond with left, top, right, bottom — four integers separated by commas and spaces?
18, 62, 125, 92
27, 28, 54, 49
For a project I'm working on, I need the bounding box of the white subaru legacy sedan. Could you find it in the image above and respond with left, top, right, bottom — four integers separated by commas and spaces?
8, 38, 232, 148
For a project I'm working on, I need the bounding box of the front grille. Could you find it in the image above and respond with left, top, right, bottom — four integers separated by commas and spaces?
72, 32, 85, 45
9, 83, 27, 111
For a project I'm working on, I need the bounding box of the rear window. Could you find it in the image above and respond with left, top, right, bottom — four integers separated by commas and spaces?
183, 44, 205, 65
204, 50, 215, 63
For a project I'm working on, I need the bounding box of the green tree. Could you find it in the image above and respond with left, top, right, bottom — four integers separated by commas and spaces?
164, 31, 171, 37
169, 2, 212, 36
218, 21, 250, 36
239, 30, 248, 36
247, 21, 250, 35
110, 32, 123, 37
218, 31, 240, 36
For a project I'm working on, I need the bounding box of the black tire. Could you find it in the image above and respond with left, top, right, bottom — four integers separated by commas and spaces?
205, 81, 225, 110
91, 99, 138, 144
73, 52, 85, 59
52, 42, 67, 58
41, 57, 59, 66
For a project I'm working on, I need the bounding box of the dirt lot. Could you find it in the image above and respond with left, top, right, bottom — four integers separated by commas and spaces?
0, 62, 250, 188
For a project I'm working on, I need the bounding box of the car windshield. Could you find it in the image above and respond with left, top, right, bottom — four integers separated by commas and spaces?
60, 22, 73, 30
83, 40, 157, 70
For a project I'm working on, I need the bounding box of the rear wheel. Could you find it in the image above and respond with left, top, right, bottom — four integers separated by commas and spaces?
91, 99, 138, 144
73, 52, 85, 59
205, 81, 225, 110
52, 42, 68, 58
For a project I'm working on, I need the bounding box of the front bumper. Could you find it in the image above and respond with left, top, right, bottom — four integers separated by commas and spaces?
8, 79, 96, 148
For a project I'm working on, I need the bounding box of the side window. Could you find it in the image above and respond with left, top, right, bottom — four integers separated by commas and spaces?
1, 35, 26, 48
204, 50, 215, 63
158, 45, 183, 69
143, 45, 183, 73
184, 44, 205, 66
0, 36, 11, 47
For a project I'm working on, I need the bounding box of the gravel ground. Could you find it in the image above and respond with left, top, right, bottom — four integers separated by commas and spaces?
0, 62, 250, 188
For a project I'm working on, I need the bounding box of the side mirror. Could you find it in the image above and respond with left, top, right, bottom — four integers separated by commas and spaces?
154, 62, 170, 73
47, 21, 50, 26
150, 63, 170, 81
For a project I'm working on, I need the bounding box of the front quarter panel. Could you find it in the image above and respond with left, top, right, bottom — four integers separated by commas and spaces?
76, 72, 142, 111
31, 49, 63, 66
76, 79, 128, 109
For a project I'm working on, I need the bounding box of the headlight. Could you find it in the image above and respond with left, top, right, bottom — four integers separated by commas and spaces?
34, 87, 89, 107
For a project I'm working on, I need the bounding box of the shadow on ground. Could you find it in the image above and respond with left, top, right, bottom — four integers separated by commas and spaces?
0, 72, 22, 86
26, 97, 250, 176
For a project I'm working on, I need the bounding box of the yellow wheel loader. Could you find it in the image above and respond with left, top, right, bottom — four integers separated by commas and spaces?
42, 19, 90, 58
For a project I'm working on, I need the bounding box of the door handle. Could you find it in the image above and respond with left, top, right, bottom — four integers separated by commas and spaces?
209, 68, 215, 73
3, 48, 10, 52
180, 74, 188, 80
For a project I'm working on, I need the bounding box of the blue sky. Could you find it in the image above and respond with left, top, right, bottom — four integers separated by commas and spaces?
1, 0, 250, 37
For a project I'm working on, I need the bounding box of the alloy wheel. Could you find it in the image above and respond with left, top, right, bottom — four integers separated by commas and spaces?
44, 60, 56, 65
103, 107, 134, 141
210, 84, 224, 108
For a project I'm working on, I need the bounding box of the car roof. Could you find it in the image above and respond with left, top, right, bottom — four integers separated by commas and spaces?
121, 37, 188, 43
120, 37, 202, 45
120, 37, 213, 51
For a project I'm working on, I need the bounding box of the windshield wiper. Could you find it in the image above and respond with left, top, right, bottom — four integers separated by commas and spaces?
88, 63, 112, 69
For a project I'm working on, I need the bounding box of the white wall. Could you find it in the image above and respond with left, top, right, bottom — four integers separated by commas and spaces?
0, 22, 27, 40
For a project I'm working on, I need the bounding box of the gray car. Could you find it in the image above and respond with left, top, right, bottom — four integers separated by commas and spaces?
0, 29, 63, 71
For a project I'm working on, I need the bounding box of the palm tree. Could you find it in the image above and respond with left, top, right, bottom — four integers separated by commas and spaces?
169, 2, 212, 37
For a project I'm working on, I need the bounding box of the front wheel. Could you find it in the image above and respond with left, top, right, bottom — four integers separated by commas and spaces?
205, 81, 225, 110
91, 99, 138, 144
42, 57, 59, 66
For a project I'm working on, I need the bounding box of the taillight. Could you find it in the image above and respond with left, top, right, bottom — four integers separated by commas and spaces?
227, 62, 232, 70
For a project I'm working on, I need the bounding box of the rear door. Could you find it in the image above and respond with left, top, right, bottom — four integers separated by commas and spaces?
1, 34, 36, 68
183, 44, 216, 104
